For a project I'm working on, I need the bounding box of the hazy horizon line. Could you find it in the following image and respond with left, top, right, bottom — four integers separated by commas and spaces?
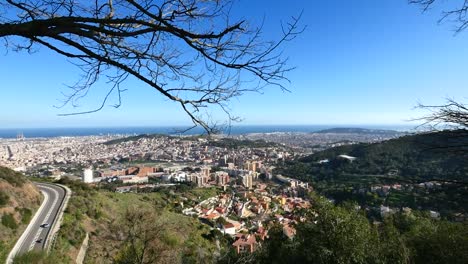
0, 123, 418, 130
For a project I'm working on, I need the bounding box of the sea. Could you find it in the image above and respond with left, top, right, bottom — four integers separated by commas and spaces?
0, 125, 414, 139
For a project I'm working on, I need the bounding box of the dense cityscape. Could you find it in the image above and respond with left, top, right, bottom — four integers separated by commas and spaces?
4, 129, 459, 257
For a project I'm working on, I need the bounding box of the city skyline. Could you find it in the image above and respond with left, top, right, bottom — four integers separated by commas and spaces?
1, 0, 467, 128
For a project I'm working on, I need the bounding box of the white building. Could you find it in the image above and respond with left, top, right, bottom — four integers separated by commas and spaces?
83, 168, 94, 183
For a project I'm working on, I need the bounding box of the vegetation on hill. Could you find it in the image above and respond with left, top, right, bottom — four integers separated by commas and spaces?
104, 133, 281, 150
0, 166, 26, 187
314, 127, 401, 134
51, 178, 220, 263
13, 251, 61, 264
0, 166, 41, 262
278, 130, 468, 181
274, 130, 468, 215
103, 134, 170, 145
223, 196, 468, 264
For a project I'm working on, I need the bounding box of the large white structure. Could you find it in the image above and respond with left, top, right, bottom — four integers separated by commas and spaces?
83, 168, 94, 183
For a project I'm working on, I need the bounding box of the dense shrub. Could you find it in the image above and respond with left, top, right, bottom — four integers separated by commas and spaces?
19, 208, 32, 224
0, 191, 9, 207
13, 250, 62, 264
1, 213, 18, 229
0, 166, 26, 187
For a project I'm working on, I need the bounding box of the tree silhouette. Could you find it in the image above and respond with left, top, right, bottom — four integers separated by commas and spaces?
410, 0, 468, 33
0, 0, 303, 133
415, 99, 468, 130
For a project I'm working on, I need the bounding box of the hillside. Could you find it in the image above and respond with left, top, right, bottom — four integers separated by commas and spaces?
104, 133, 281, 149
275, 130, 468, 215
285, 130, 468, 181
0, 166, 42, 262
49, 179, 219, 263
314, 127, 402, 135
103, 134, 170, 145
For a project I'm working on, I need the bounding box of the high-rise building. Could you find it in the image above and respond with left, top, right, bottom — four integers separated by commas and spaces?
216, 171, 230, 186
244, 161, 261, 173
188, 173, 209, 187
242, 174, 253, 189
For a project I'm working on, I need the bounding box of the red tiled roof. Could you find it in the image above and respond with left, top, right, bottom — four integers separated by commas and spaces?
232, 234, 256, 247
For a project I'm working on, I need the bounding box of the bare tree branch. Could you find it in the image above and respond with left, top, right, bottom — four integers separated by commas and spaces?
411, 99, 468, 156
413, 98, 468, 130
410, 0, 468, 33
0, 0, 303, 133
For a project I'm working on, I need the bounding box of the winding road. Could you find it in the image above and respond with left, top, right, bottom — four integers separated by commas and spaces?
7, 182, 69, 263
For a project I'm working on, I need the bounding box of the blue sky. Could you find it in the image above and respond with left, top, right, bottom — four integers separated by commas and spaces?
1, 0, 467, 128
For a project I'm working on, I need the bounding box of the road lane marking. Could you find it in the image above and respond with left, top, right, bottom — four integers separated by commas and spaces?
28, 186, 59, 251
7, 183, 67, 264
16, 189, 49, 255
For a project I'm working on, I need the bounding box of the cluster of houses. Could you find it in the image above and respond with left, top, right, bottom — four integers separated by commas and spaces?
182, 182, 312, 254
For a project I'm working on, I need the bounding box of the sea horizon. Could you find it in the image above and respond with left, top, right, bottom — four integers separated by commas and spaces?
0, 124, 416, 139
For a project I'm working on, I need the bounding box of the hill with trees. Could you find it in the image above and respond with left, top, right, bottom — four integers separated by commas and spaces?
0, 166, 42, 262
278, 130, 468, 182
274, 130, 468, 216
46, 178, 220, 263
222, 196, 468, 264
104, 134, 171, 145
314, 127, 403, 135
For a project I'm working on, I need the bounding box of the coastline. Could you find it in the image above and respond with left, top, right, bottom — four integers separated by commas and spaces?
0, 124, 414, 139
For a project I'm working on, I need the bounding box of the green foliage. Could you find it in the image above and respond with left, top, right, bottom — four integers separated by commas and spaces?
315, 128, 400, 134
19, 208, 32, 224
295, 200, 379, 264
50, 184, 218, 263
56, 177, 95, 197
13, 250, 62, 264
52, 180, 96, 250
188, 187, 220, 201
253, 198, 468, 264
0, 191, 9, 207
275, 130, 468, 215
113, 206, 215, 264
0, 241, 10, 264
0, 166, 26, 187
1, 213, 18, 229
104, 134, 169, 145
402, 217, 468, 263
280, 130, 468, 182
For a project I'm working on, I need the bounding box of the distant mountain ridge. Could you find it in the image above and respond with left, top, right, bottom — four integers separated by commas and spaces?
314, 127, 403, 134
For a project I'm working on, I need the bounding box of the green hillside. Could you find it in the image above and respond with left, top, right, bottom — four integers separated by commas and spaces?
49, 178, 219, 263
103, 134, 170, 145
0, 167, 42, 262
275, 130, 468, 216
314, 127, 402, 135
280, 130, 468, 182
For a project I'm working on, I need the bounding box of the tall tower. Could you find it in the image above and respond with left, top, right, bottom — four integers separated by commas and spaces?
16, 132, 24, 141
